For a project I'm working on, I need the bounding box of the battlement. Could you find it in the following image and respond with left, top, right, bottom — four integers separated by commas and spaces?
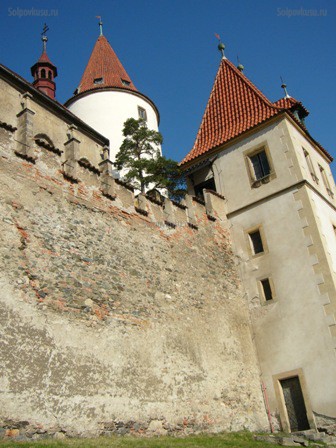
0, 85, 227, 232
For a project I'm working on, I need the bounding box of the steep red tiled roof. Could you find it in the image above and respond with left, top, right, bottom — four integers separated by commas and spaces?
77, 35, 137, 94
181, 58, 285, 165
273, 97, 309, 116
37, 50, 54, 65
274, 97, 298, 109
181, 58, 332, 166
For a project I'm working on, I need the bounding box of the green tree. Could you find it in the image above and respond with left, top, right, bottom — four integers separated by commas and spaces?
115, 118, 186, 199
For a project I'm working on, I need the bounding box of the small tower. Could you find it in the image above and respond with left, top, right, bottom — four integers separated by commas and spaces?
65, 19, 160, 166
31, 24, 57, 99
181, 40, 336, 432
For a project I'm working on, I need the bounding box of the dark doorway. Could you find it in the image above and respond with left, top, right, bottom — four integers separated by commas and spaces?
280, 376, 310, 432
194, 178, 216, 200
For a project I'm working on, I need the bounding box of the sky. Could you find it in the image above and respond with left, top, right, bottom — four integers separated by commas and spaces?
0, 0, 335, 171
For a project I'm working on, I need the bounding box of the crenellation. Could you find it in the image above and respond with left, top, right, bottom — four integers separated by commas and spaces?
15, 93, 36, 162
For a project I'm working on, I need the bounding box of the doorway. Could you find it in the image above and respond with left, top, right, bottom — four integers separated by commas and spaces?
280, 376, 310, 432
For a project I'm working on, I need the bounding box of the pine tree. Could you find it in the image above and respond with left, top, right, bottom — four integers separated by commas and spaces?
115, 118, 186, 199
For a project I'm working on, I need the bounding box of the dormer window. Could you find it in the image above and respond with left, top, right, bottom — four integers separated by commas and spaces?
138, 106, 147, 121
121, 79, 131, 86
94, 77, 104, 85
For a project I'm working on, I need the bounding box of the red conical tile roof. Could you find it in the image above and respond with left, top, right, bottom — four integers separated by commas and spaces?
77, 35, 137, 94
181, 58, 285, 165
37, 50, 53, 65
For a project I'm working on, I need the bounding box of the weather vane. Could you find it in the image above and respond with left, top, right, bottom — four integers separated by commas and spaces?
41, 23, 49, 52
215, 33, 226, 59
96, 16, 103, 36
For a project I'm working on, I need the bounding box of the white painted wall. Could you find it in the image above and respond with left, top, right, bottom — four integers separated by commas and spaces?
68, 90, 161, 167
229, 189, 336, 418
186, 115, 336, 424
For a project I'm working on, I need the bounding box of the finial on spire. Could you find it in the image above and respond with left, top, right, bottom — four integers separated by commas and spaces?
280, 76, 291, 98
96, 16, 103, 36
41, 23, 49, 52
237, 55, 244, 72
215, 33, 226, 59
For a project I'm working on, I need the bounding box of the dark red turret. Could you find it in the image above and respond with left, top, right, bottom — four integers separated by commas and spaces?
31, 28, 57, 99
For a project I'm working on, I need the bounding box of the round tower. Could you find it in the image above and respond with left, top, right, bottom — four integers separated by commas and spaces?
64, 22, 160, 166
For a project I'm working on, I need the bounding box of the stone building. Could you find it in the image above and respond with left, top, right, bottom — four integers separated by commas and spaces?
0, 27, 268, 438
0, 24, 335, 440
181, 44, 336, 432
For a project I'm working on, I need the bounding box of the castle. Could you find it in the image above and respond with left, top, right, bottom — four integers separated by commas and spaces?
0, 23, 335, 440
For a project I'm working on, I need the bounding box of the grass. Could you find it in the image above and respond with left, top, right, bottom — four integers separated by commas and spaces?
0, 432, 285, 448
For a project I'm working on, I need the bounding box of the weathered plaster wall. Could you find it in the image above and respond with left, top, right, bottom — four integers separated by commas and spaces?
0, 125, 268, 439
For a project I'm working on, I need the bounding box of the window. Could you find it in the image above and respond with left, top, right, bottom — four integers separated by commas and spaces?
48, 70, 52, 80
246, 225, 268, 257
319, 164, 334, 198
248, 229, 264, 254
41, 69, 46, 78
245, 146, 274, 188
121, 79, 131, 87
138, 106, 147, 121
260, 278, 273, 301
250, 149, 270, 180
94, 77, 104, 85
303, 148, 318, 183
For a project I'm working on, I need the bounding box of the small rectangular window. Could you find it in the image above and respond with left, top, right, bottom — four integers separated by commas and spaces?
250, 150, 270, 180
303, 148, 318, 183
249, 229, 264, 254
319, 164, 334, 198
260, 278, 273, 301
245, 146, 274, 188
138, 106, 147, 121
121, 79, 131, 86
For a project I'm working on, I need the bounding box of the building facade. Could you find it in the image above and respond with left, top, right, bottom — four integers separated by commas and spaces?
0, 23, 335, 438
181, 50, 336, 432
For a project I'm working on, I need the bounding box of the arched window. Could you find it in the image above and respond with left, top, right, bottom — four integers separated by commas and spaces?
48, 70, 52, 79
41, 69, 46, 78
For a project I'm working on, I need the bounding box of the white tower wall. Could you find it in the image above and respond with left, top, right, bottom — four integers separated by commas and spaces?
67, 90, 160, 165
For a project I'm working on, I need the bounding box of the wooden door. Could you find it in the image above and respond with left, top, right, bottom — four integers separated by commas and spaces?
280, 376, 310, 432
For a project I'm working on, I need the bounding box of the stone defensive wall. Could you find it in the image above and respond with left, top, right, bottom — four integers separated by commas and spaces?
0, 69, 269, 439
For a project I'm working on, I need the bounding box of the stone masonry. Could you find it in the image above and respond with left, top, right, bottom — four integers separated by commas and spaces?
0, 71, 269, 439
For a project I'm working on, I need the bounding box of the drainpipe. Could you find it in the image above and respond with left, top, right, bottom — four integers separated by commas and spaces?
262, 381, 274, 433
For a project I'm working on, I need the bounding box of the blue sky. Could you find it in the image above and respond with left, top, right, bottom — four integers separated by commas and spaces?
0, 0, 335, 170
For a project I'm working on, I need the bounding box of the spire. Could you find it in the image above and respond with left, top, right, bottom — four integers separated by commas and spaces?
181, 58, 285, 165
30, 24, 57, 99
75, 31, 137, 95
96, 16, 103, 36
280, 76, 291, 98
